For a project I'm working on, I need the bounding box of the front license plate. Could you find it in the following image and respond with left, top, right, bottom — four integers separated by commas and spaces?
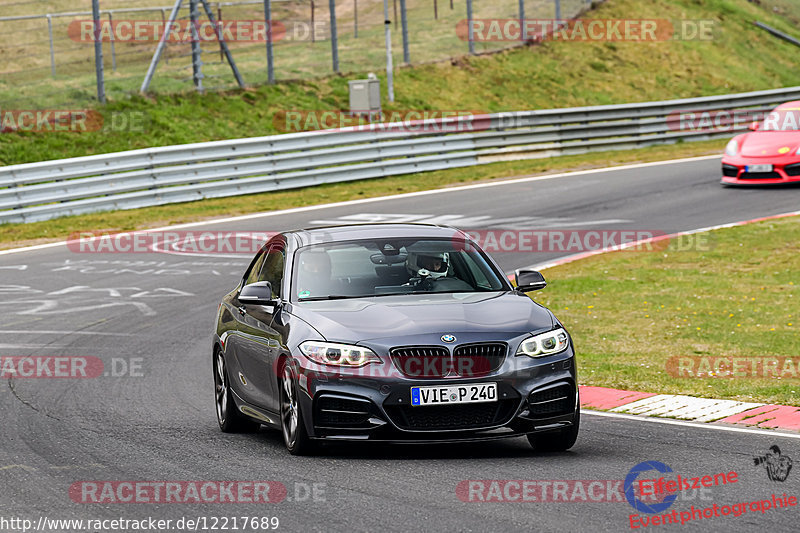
746, 164, 773, 172
410, 383, 497, 406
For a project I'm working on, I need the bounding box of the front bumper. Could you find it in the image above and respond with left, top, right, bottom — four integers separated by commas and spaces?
293, 348, 578, 443
721, 156, 800, 185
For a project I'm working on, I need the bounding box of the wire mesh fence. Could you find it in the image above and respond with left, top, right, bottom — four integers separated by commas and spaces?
0, 0, 594, 108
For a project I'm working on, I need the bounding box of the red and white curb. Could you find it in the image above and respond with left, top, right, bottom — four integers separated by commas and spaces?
529, 213, 800, 433
580, 386, 800, 432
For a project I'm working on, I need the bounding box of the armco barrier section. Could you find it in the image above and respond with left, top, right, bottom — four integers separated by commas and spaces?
2, 86, 800, 223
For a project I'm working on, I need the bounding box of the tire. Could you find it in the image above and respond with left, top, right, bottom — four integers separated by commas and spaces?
527, 405, 580, 452
279, 361, 316, 456
214, 349, 259, 433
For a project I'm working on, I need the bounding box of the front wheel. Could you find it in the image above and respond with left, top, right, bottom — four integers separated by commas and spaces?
279, 362, 316, 456
527, 406, 580, 452
214, 350, 258, 433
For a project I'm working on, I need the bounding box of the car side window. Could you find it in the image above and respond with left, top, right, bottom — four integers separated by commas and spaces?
243, 250, 267, 287
460, 251, 502, 290
258, 244, 285, 299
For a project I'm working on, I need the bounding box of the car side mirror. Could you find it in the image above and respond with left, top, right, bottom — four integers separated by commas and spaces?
749, 121, 761, 131
239, 281, 277, 305
514, 270, 547, 292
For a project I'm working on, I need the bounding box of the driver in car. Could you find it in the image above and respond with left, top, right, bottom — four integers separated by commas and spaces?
405, 252, 451, 290
418, 253, 448, 277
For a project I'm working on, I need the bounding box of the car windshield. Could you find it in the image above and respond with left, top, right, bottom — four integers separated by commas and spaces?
293, 238, 506, 301
761, 109, 800, 131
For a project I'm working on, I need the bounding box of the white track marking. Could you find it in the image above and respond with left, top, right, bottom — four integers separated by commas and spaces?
0, 344, 79, 349
584, 410, 800, 439
0, 155, 721, 256
610, 394, 763, 422
0, 330, 132, 336
308, 212, 631, 229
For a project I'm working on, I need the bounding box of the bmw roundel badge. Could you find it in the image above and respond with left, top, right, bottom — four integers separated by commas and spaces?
441, 334, 456, 343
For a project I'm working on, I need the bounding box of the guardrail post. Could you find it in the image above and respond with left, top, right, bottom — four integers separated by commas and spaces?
91, 0, 105, 103
518, 0, 525, 41
555, 0, 561, 21
46, 15, 56, 77
354, 0, 358, 38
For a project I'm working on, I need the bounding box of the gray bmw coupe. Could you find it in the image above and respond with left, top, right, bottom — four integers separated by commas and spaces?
213, 224, 579, 455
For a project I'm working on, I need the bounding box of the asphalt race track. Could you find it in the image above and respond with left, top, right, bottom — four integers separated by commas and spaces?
2, 156, 799, 532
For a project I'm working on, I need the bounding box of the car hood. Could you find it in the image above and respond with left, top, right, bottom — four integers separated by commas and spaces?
740, 131, 800, 157
289, 291, 555, 345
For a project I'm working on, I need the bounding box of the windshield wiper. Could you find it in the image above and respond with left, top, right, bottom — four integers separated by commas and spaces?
297, 294, 359, 301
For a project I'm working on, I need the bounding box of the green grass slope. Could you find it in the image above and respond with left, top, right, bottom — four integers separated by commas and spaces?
2, 0, 800, 165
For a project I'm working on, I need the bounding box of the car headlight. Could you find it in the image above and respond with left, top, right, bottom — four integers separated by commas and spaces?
299, 341, 382, 367
516, 328, 570, 358
724, 139, 738, 156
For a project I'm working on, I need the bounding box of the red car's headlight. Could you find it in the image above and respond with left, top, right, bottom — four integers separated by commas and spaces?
725, 139, 738, 156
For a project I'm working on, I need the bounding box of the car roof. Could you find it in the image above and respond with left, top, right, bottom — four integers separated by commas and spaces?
289, 223, 469, 247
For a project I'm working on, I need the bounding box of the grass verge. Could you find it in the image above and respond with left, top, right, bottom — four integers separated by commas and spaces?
0, 139, 724, 249
2, 0, 800, 164
533, 215, 800, 406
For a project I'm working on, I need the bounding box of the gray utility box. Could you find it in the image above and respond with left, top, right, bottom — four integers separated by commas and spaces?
348, 76, 381, 117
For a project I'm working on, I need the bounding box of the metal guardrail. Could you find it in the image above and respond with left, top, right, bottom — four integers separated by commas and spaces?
3, 86, 800, 224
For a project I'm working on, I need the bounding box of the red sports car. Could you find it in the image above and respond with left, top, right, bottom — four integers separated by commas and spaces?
721, 101, 800, 185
